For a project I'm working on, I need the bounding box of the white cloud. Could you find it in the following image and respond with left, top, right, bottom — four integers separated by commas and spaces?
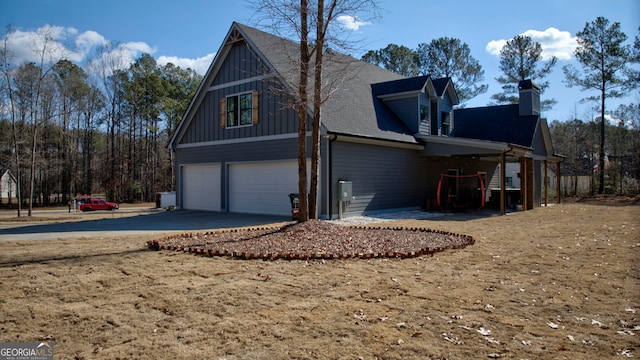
4, 25, 147, 65
599, 114, 633, 127
486, 27, 577, 60
75, 30, 108, 52
522, 28, 577, 60
337, 15, 370, 31
5, 25, 84, 63
485, 39, 507, 57
86, 41, 158, 76
157, 52, 216, 75
5, 24, 213, 77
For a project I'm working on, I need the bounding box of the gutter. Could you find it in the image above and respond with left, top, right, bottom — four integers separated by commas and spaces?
332, 133, 423, 150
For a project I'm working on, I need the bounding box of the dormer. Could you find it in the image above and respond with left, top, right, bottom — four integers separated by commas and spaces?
428, 78, 458, 136
372, 76, 459, 136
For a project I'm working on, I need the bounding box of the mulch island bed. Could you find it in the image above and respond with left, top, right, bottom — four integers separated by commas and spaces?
147, 219, 474, 260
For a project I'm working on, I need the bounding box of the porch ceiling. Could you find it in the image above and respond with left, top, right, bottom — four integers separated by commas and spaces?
417, 135, 531, 160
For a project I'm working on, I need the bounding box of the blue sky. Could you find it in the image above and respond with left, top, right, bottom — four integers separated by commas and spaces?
1, 0, 638, 122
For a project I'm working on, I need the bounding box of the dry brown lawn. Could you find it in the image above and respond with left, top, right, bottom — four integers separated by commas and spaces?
1, 199, 638, 359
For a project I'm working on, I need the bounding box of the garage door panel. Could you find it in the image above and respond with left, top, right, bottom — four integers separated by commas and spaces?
229, 161, 301, 215
182, 164, 221, 211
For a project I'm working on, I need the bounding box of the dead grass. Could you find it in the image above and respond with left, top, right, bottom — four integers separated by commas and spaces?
0, 202, 157, 223
0, 201, 638, 359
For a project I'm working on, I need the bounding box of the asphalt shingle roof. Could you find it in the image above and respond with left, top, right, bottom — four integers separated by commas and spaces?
370, 75, 430, 96
236, 23, 417, 143
453, 104, 539, 148
431, 77, 451, 97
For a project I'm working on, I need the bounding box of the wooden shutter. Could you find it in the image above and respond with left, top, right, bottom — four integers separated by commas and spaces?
219, 98, 226, 128
252, 90, 259, 125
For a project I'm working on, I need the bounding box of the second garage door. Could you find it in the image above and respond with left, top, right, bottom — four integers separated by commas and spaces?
229, 161, 300, 215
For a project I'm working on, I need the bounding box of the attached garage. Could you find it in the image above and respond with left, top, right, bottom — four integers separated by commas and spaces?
181, 164, 221, 211
228, 160, 299, 215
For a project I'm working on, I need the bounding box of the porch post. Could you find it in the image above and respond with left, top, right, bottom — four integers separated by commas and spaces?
500, 152, 506, 215
543, 160, 548, 206
520, 158, 527, 211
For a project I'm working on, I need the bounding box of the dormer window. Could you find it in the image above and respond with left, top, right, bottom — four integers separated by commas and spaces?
420, 105, 429, 121
442, 112, 451, 136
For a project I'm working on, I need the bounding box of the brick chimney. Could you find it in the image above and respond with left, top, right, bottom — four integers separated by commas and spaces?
518, 80, 540, 117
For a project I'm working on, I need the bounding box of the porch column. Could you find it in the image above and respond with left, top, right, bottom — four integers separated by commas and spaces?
520, 158, 527, 211
500, 152, 506, 215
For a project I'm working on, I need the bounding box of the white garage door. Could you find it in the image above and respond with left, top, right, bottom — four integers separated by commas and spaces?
229, 161, 301, 215
181, 164, 221, 211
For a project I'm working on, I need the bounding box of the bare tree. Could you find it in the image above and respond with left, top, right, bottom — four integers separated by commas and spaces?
250, 0, 380, 221
0, 25, 22, 216
23, 27, 61, 215
88, 43, 132, 200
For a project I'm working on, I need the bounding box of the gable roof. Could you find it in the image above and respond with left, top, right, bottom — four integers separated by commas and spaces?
170, 22, 419, 147
1, 167, 16, 182
453, 104, 539, 148
432, 78, 459, 104
370, 75, 459, 106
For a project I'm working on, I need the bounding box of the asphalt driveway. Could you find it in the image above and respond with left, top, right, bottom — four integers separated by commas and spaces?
0, 210, 291, 241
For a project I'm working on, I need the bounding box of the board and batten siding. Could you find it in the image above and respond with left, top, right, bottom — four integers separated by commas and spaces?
211, 39, 270, 85
179, 78, 299, 144
179, 40, 302, 145
330, 141, 428, 216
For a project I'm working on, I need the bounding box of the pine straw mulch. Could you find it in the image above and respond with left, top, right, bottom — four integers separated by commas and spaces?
147, 219, 474, 260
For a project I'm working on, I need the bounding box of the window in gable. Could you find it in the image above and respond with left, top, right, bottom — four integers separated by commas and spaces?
220, 91, 259, 128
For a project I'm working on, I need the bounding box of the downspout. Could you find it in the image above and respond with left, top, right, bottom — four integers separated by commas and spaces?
326, 134, 337, 219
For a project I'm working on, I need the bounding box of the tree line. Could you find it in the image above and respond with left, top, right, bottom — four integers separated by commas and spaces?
1, 28, 202, 215
550, 103, 640, 196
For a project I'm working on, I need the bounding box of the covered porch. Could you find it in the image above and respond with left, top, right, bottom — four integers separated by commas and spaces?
418, 135, 563, 215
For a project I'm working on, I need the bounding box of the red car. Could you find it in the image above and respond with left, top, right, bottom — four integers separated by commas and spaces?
79, 198, 119, 212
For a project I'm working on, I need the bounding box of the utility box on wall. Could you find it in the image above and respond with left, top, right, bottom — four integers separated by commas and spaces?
338, 181, 352, 201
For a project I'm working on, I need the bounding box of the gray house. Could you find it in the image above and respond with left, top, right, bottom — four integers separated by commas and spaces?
169, 22, 562, 218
